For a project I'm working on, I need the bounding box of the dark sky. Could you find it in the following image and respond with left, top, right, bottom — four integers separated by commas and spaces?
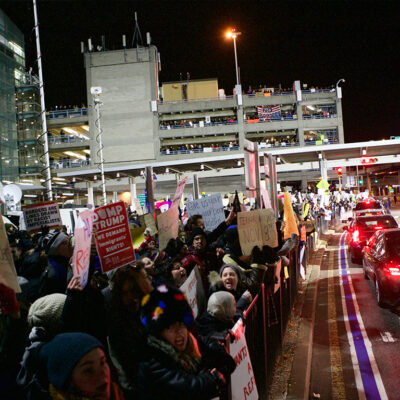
2, 0, 399, 143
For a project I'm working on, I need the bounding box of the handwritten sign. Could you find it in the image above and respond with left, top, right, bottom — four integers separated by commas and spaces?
179, 266, 205, 318
157, 204, 179, 251
229, 319, 258, 400
143, 213, 158, 236
94, 201, 135, 272
172, 177, 188, 206
283, 192, 299, 239
23, 202, 62, 232
186, 193, 225, 232
0, 215, 20, 293
72, 210, 94, 288
237, 209, 278, 255
129, 226, 145, 249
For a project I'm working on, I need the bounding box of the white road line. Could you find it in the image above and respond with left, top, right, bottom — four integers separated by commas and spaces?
339, 233, 389, 400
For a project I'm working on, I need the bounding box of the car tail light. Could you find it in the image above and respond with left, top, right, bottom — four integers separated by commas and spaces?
352, 229, 360, 242
384, 265, 400, 276
374, 226, 383, 230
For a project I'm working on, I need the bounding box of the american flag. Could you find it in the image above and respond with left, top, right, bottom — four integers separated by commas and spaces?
257, 105, 281, 120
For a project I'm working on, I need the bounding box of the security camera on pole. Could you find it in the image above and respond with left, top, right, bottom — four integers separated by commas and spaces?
91, 86, 107, 205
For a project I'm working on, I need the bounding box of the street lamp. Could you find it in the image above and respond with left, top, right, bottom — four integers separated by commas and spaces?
336, 78, 345, 99
226, 28, 241, 86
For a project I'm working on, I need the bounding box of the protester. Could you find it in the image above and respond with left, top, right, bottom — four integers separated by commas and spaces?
137, 284, 236, 399
39, 332, 125, 400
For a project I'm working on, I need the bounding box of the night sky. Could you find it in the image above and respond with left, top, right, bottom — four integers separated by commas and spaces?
2, 0, 399, 143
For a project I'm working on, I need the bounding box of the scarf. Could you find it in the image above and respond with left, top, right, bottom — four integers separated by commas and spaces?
147, 332, 202, 374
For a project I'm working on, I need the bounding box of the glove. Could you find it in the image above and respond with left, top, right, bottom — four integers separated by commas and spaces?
262, 245, 280, 265
217, 353, 236, 381
251, 245, 264, 264
277, 234, 298, 256
210, 368, 227, 387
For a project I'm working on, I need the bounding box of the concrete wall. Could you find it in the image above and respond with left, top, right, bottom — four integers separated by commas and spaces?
162, 79, 218, 102
85, 47, 158, 165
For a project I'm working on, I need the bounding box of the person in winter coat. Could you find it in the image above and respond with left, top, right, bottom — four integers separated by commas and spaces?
39, 332, 125, 400
196, 291, 236, 341
39, 232, 73, 297
137, 284, 236, 400
107, 264, 153, 399
17, 293, 67, 400
208, 264, 253, 313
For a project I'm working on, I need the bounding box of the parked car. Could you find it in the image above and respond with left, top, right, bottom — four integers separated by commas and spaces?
362, 228, 400, 307
344, 214, 398, 263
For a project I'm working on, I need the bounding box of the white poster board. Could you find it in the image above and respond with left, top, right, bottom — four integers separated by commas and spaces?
72, 210, 94, 288
0, 215, 20, 293
179, 266, 205, 318
229, 319, 258, 400
23, 202, 62, 232
157, 204, 179, 251
172, 177, 188, 206
186, 193, 225, 231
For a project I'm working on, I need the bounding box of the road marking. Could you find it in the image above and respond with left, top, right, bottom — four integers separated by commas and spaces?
327, 250, 346, 399
339, 234, 388, 400
380, 331, 396, 343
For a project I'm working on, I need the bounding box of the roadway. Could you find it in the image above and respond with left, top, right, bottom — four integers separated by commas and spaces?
271, 210, 400, 399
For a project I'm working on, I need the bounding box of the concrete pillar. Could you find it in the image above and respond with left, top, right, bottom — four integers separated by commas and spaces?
236, 106, 245, 151
87, 181, 94, 205
342, 166, 347, 187
296, 103, 305, 146
367, 174, 371, 193
112, 191, 118, 203
337, 99, 345, 143
301, 177, 308, 192
129, 177, 136, 210
319, 159, 328, 182
193, 174, 200, 199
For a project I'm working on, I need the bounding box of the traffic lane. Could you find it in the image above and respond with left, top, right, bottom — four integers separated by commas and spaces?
346, 253, 400, 399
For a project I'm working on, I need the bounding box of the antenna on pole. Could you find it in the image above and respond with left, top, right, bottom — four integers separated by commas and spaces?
132, 11, 143, 60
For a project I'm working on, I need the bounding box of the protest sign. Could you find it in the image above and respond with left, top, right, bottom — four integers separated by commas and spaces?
172, 177, 188, 206
0, 215, 20, 293
179, 266, 205, 318
143, 213, 158, 236
229, 319, 258, 400
186, 193, 225, 231
72, 210, 94, 288
237, 208, 278, 255
94, 201, 135, 272
129, 226, 145, 249
283, 192, 299, 239
23, 202, 62, 232
157, 204, 179, 251
261, 187, 271, 209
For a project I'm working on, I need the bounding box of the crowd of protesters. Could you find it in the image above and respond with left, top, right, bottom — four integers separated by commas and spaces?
0, 188, 346, 399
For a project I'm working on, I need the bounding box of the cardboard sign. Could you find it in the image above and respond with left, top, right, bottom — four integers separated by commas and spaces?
23, 201, 62, 232
237, 209, 278, 255
172, 177, 188, 205
283, 192, 299, 239
157, 204, 179, 251
94, 201, 135, 272
0, 215, 20, 293
179, 266, 205, 318
186, 193, 225, 231
143, 213, 158, 236
129, 226, 145, 249
229, 319, 258, 400
72, 210, 94, 288
261, 187, 271, 208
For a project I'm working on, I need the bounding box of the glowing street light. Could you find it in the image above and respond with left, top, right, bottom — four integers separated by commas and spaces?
226, 28, 241, 86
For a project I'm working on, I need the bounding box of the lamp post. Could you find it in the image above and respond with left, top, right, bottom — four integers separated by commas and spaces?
226, 28, 241, 86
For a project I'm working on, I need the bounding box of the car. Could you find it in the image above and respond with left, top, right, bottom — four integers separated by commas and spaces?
344, 214, 398, 263
362, 228, 400, 307
354, 199, 383, 211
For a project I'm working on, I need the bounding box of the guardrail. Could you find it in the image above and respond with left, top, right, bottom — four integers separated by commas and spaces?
160, 121, 238, 130
47, 108, 88, 119
160, 145, 240, 155
302, 114, 337, 120
49, 136, 89, 144
50, 159, 90, 169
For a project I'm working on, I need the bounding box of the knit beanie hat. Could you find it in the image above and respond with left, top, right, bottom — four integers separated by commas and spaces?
150, 250, 166, 265
40, 332, 104, 391
28, 293, 66, 335
207, 291, 236, 321
187, 227, 207, 246
140, 284, 194, 335
42, 232, 69, 256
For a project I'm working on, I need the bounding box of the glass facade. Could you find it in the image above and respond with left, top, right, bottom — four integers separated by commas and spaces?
0, 9, 25, 183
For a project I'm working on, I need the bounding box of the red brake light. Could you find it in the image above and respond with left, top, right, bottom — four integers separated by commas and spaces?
352, 230, 360, 242
385, 265, 400, 276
